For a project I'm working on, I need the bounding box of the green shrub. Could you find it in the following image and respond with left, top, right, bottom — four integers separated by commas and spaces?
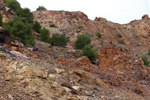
36, 6, 47, 11
96, 32, 101, 38
78, 25, 83, 29
3, 17, 35, 46
148, 49, 150, 55
40, 27, 50, 42
141, 55, 150, 66
0, 12, 2, 26
80, 45, 97, 63
74, 34, 91, 49
49, 34, 67, 47
49, 24, 57, 28
33, 21, 41, 33
16, 8, 33, 24
5, 0, 21, 11
5, 0, 33, 24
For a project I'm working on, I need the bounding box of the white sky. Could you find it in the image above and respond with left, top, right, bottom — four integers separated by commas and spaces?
17, 0, 150, 24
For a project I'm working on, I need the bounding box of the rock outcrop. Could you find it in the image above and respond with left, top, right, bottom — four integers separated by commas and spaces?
0, 0, 14, 22
97, 45, 150, 99
142, 14, 150, 20
95, 17, 107, 22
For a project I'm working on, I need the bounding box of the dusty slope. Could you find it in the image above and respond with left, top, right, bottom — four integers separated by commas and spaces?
0, 41, 149, 100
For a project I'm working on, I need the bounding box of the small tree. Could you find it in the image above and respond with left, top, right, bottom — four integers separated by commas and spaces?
96, 32, 101, 38
0, 12, 2, 26
49, 24, 57, 28
78, 25, 83, 29
16, 8, 33, 24
40, 27, 50, 42
80, 45, 97, 63
33, 21, 41, 33
49, 34, 67, 47
74, 34, 91, 49
141, 55, 150, 66
5, 0, 21, 11
3, 17, 35, 46
36, 6, 47, 11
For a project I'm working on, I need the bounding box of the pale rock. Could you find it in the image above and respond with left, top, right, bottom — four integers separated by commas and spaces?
16, 63, 48, 79
72, 86, 80, 91
114, 95, 120, 98
69, 74, 81, 83
35, 69, 48, 79
27, 85, 37, 92
77, 96, 88, 100
63, 87, 71, 93
66, 96, 79, 100
48, 74, 56, 81
0, 53, 7, 60
11, 62, 18, 70
101, 95, 105, 99
10, 51, 27, 58
116, 71, 124, 75
8, 94, 13, 100
54, 68, 65, 74
27, 47, 33, 51
16, 75, 24, 80
56, 87, 66, 95
5, 76, 13, 81
52, 82, 59, 87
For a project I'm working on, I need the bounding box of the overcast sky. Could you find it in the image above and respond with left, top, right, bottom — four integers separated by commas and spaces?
17, 0, 150, 24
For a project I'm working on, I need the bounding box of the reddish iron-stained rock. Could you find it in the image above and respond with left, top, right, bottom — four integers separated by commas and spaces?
96, 45, 150, 97
71, 56, 92, 67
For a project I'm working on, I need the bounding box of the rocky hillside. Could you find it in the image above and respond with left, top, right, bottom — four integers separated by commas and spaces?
1, 1, 150, 99
0, 41, 150, 100
33, 11, 150, 55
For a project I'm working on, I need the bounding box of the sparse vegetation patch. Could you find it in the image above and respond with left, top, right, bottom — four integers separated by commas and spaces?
80, 45, 97, 63
96, 32, 101, 38
74, 34, 91, 49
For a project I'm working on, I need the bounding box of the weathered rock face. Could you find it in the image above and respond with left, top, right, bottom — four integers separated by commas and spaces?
55, 55, 92, 69
98, 45, 143, 69
0, 0, 14, 22
33, 10, 150, 55
97, 45, 150, 99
